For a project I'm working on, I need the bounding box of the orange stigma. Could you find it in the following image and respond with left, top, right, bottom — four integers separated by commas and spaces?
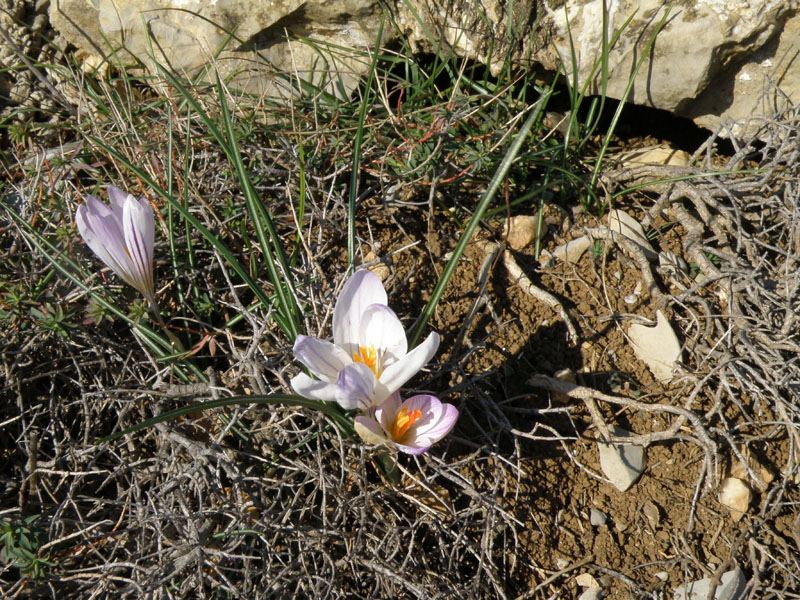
390, 407, 422, 441
353, 345, 381, 376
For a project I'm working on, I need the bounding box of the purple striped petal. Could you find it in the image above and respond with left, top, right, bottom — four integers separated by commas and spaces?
336, 363, 377, 411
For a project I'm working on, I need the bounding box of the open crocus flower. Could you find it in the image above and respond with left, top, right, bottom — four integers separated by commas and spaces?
291, 270, 440, 410
75, 186, 155, 305
354, 392, 458, 455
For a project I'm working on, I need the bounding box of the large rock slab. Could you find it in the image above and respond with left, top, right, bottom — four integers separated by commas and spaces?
49, 0, 384, 97
48, 0, 800, 135
543, 0, 798, 137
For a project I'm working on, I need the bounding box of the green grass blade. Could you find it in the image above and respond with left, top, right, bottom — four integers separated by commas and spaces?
408, 89, 553, 347
96, 393, 354, 444
588, 7, 671, 202
216, 74, 300, 340
348, 11, 385, 270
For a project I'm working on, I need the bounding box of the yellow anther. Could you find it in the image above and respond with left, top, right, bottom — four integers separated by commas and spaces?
390, 408, 422, 441
353, 345, 381, 376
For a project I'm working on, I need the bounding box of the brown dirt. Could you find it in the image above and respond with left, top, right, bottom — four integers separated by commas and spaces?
347, 180, 791, 598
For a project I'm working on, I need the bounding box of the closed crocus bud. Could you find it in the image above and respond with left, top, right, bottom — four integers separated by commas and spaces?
75, 186, 156, 305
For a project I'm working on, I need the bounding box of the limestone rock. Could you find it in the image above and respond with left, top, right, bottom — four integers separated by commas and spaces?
719, 477, 752, 521
550, 235, 593, 264
50, 0, 383, 97
607, 209, 657, 262
730, 453, 774, 493
589, 508, 607, 527
551, 368, 576, 403
545, 0, 798, 137
597, 425, 646, 492
47, 0, 800, 136
578, 587, 603, 600
673, 568, 746, 600
627, 311, 682, 383
503, 215, 542, 250
576, 573, 600, 588
617, 145, 691, 168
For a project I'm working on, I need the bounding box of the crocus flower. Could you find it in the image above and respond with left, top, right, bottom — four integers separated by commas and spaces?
75, 186, 155, 305
354, 392, 458, 455
291, 270, 440, 410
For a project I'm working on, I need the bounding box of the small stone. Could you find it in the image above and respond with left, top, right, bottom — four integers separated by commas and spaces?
556, 558, 570, 569
551, 368, 576, 403
363, 250, 391, 281
623, 293, 639, 305
607, 209, 658, 261
673, 568, 745, 600
550, 235, 593, 264
659, 251, 688, 277
655, 571, 669, 582
576, 573, 600, 588
719, 477, 752, 521
730, 453, 774, 492
578, 587, 603, 600
538, 250, 554, 268
503, 215, 542, 250
627, 310, 682, 383
590, 508, 607, 527
597, 425, 646, 492
642, 501, 660, 528
620, 145, 691, 167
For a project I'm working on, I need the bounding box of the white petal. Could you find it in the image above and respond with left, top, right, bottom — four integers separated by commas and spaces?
332, 270, 387, 354
378, 331, 440, 396
290, 373, 339, 403
293, 335, 351, 382
359, 304, 407, 363
374, 391, 402, 432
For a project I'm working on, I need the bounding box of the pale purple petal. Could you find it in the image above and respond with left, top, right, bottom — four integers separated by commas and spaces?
398, 394, 443, 438
391, 395, 458, 454
290, 372, 340, 403
393, 440, 432, 455
293, 335, 352, 382
359, 304, 407, 364
412, 402, 459, 447
354, 413, 389, 446
76, 198, 138, 286
122, 196, 155, 300
377, 331, 440, 396
336, 363, 376, 411
107, 185, 129, 217
401, 393, 440, 415
332, 270, 388, 354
